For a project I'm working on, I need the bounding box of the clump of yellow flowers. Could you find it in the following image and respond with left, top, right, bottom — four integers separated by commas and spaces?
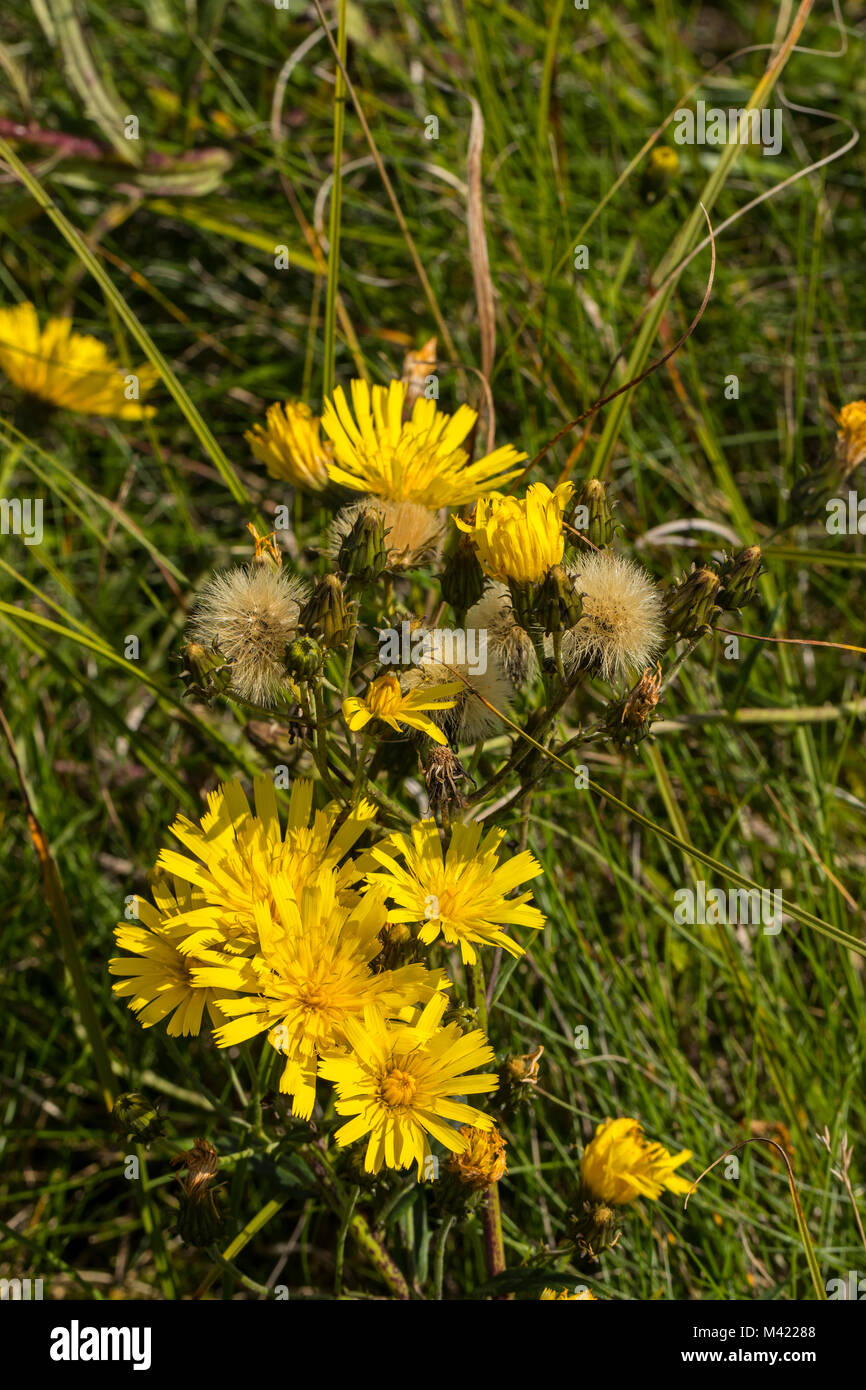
98, 333, 766, 1298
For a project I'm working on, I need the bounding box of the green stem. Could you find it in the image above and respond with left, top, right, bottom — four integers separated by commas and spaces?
322, 0, 348, 398
431, 1215, 455, 1299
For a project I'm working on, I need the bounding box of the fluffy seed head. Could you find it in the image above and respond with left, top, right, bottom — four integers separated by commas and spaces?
562, 551, 664, 684
188, 563, 309, 705
329, 497, 443, 571
465, 583, 537, 687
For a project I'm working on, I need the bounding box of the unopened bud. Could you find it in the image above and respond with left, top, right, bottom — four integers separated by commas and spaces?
338, 506, 388, 587
300, 574, 352, 649
286, 634, 323, 680
112, 1091, 163, 1144
179, 642, 233, 702
539, 564, 583, 636
570, 478, 614, 549
440, 525, 486, 619
639, 146, 679, 207
717, 545, 763, 612
663, 565, 722, 641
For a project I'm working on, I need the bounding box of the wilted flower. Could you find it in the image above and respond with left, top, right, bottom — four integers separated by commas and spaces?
188, 563, 308, 705
322, 378, 526, 507
423, 744, 475, 812
0, 301, 157, 417
561, 551, 665, 683
580, 1117, 692, 1204
245, 400, 332, 491
447, 1124, 507, 1189
172, 1139, 223, 1246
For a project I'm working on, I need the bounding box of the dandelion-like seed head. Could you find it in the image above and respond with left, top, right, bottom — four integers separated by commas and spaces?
466, 583, 537, 687
188, 563, 309, 705
562, 550, 664, 684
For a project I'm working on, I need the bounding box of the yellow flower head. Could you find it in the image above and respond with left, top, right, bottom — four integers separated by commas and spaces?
366, 818, 545, 964
109, 875, 235, 1036
581, 1117, 692, 1205
245, 401, 332, 491
155, 776, 376, 958
447, 1124, 507, 1189
318, 993, 499, 1176
540, 1287, 597, 1300
342, 673, 461, 746
202, 871, 445, 1119
836, 399, 866, 471
456, 482, 573, 585
0, 301, 157, 418
321, 378, 526, 507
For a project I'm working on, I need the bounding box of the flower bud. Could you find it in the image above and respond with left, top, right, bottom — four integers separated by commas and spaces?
285, 634, 323, 680
538, 564, 583, 636
440, 525, 486, 619
337, 505, 388, 587
663, 565, 721, 641
569, 478, 614, 549
639, 146, 679, 207
300, 574, 352, 649
717, 545, 763, 612
178, 641, 233, 703
112, 1091, 164, 1144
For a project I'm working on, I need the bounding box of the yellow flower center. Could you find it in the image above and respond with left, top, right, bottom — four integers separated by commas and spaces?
380, 1067, 417, 1108
367, 674, 402, 716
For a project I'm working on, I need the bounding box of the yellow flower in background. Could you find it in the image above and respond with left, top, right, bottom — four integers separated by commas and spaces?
836, 399, 866, 471
581, 1117, 692, 1204
367, 818, 545, 964
0, 301, 157, 418
155, 776, 376, 957
321, 378, 526, 507
540, 1287, 597, 1300
246, 400, 332, 491
109, 875, 235, 1036
319, 993, 498, 1176
201, 872, 445, 1119
342, 673, 461, 745
456, 481, 573, 585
